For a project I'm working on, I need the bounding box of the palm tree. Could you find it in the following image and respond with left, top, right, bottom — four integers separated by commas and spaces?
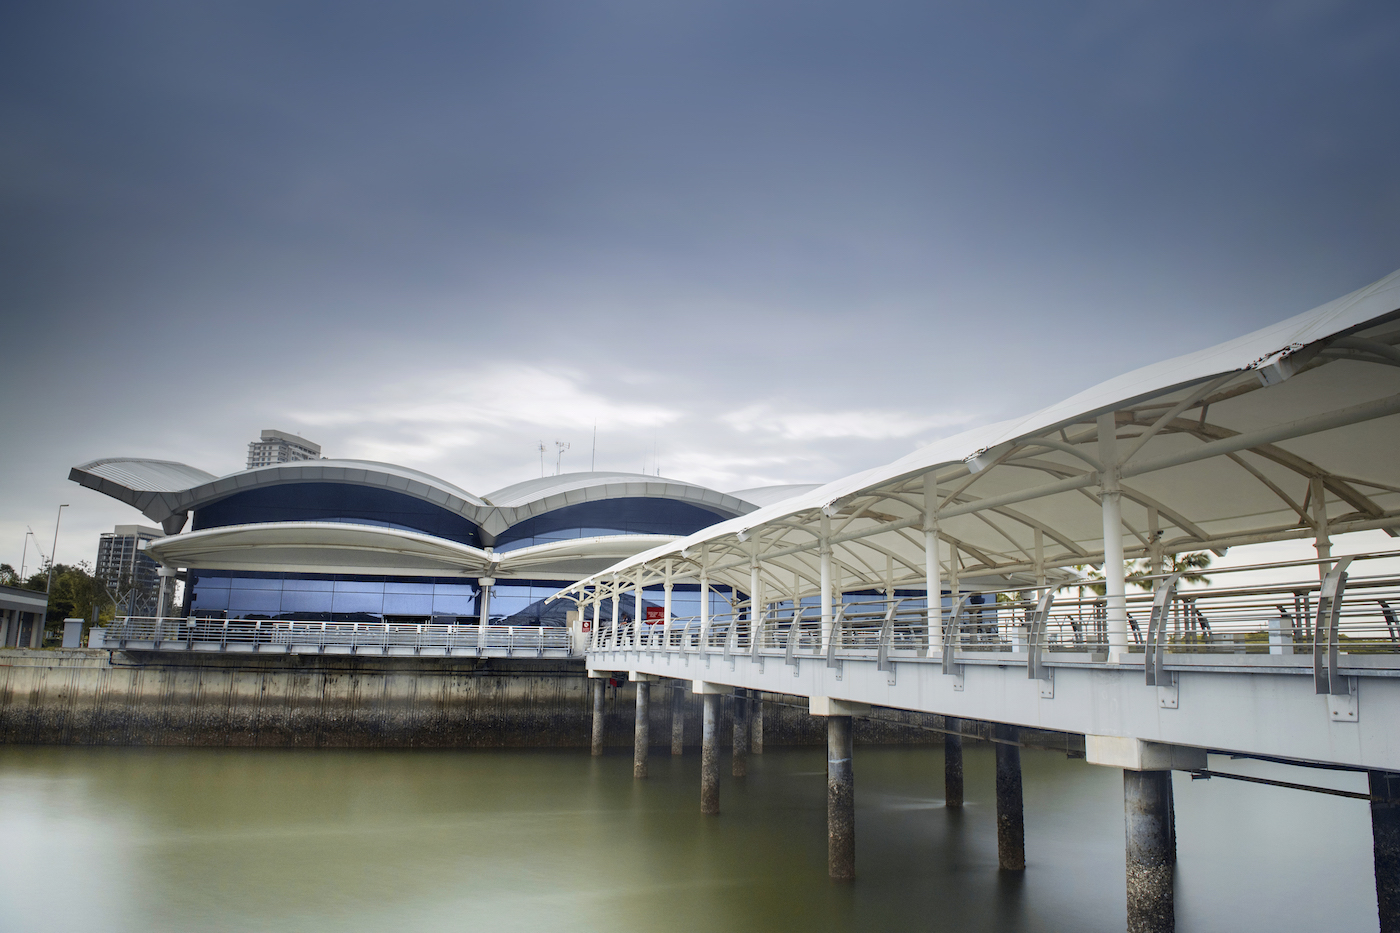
1127, 552, 1212, 591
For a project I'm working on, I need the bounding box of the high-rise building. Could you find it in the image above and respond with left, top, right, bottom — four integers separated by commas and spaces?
246, 429, 321, 469
95, 525, 165, 596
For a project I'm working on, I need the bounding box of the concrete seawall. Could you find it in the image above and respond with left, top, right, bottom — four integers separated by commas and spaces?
0, 649, 966, 749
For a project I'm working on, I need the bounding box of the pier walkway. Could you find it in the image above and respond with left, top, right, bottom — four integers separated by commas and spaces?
560, 269, 1400, 931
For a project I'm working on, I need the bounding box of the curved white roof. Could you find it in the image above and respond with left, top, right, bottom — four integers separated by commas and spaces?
145, 522, 678, 581
558, 268, 1400, 605
71, 459, 753, 543
726, 484, 825, 508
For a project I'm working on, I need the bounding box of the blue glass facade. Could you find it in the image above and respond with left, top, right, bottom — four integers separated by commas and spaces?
192, 483, 482, 546
182, 481, 748, 627
494, 498, 729, 552
189, 571, 483, 622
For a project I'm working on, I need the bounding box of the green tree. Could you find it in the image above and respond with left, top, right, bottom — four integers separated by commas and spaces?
1063, 552, 1212, 596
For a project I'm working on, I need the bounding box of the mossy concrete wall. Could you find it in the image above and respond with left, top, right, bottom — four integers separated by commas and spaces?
0, 649, 959, 749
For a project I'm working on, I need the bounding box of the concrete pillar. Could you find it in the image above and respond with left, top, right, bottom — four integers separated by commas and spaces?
944, 716, 964, 808
752, 694, 764, 754
828, 714, 855, 880
701, 693, 720, 814
1373, 770, 1400, 933
1124, 769, 1175, 933
671, 684, 685, 755
732, 690, 749, 777
633, 681, 650, 778
994, 722, 1025, 871
591, 679, 605, 756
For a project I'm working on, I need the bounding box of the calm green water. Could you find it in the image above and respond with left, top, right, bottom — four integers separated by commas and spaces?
0, 743, 1377, 933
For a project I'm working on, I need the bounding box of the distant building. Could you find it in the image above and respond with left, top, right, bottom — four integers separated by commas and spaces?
247, 429, 321, 470
95, 525, 165, 596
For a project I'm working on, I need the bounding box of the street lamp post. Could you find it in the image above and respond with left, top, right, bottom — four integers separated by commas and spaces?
41, 505, 69, 648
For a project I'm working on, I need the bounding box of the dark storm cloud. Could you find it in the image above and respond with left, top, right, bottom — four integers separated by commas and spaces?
2, 0, 1399, 564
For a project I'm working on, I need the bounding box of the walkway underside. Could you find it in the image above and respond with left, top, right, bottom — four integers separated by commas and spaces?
588, 646, 1397, 771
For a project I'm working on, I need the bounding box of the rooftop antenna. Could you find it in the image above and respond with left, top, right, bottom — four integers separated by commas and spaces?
538, 441, 546, 478
654, 439, 660, 476
591, 422, 596, 472
555, 440, 570, 475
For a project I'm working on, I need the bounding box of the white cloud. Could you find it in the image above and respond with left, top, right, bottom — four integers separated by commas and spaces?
720, 403, 976, 441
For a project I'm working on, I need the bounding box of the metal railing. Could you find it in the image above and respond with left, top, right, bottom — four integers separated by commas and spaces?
98, 617, 574, 657
585, 553, 1400, 683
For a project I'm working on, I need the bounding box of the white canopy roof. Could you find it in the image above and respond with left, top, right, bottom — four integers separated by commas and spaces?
558, 268, 1400, 605
70, 461, 755, 542
144, 522, 679, 581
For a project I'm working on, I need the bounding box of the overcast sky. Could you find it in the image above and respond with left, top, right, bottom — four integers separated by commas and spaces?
2, 1, 1398, 569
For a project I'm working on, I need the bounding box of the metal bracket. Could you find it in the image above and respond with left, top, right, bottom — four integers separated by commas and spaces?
1144, 572, 1182, 686
1038, 667, 1054, 699
951, 666, 964, 691
826, 607, 846, 670
784, 607, 804, 669
749, 608, 765, 658
942, 594, 973, 676
876, 601, 898, 672
1157, 671, 1178, 709
1328, 676, 1358, 722
1026, 590, 1056, 681
1313, 557, 1355, 695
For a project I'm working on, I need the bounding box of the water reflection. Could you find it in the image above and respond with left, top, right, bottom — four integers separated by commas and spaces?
0, 744, 1376, 932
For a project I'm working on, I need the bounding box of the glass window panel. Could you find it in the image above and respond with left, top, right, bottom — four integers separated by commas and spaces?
383, 594, 434, 615
194, 575, 231, 590
229, 589, 281, 613
335, 580, 385, 594
332, 591, 383, 614
385, 582, 433, 595
231, 577, 282, 591
281, 590, 333, 613
431, 594, 476, 615
192, 587, 229, 610
282, 578, 334, 592
489, 594, 531, 617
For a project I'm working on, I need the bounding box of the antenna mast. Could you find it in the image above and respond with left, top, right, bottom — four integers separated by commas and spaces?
555, 441, 570, 476
538, 441, 546, 478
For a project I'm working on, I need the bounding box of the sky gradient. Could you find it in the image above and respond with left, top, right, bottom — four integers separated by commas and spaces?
3, 1, 1398, 569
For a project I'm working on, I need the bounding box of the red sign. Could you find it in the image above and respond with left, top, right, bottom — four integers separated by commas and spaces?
645, 606, 665, 624
581, 618, 592, 632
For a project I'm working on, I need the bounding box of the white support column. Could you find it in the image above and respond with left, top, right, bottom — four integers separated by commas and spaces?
923, 472, 942, 657
591, 590, 601, 649
610, 574, 620, 646
699, 546, 711, 650
1099, 412, 1129, 661
662, 560, 673, 650
635, 568, 645, 648
1312, 475, 1332, 580
820, 513, 834, 651
750, 537, 762, 651
478, 577, 494, 627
